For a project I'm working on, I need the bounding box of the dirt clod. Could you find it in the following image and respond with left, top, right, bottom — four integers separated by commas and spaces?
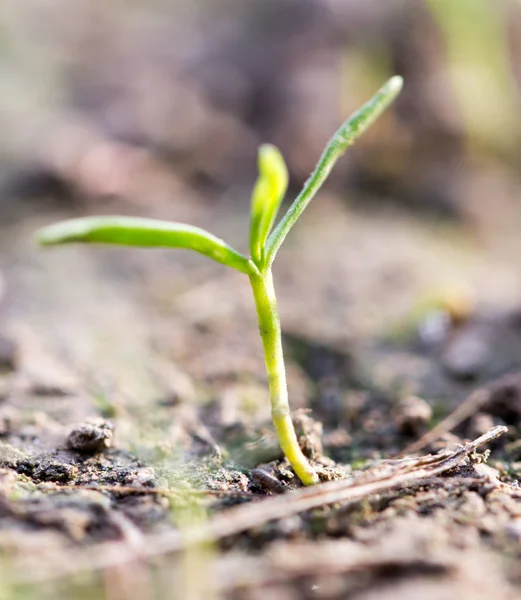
251, 468, 287, 494
66, 418, 114, 453
30, 460, 78, 483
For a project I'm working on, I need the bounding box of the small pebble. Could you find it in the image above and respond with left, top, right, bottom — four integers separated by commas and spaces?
66, 418, 114, 453
251, 468, 286, 494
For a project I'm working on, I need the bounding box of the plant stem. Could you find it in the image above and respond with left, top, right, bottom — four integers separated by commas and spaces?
249, 269, 319, 485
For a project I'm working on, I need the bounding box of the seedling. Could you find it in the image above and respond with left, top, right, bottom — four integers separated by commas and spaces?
37, 76, 403, 485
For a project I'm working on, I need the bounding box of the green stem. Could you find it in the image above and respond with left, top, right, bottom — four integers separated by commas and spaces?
249, 268, 318, 485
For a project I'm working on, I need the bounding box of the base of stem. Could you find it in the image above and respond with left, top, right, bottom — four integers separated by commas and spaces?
273, 414, 319, 485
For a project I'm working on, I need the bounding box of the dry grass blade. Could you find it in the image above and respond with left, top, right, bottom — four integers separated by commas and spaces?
13, 426, 507, 585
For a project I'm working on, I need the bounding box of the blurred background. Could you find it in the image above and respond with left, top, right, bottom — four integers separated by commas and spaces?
1, 0, 521, 215
1, 0, 521, 459
3, 2, 521, 598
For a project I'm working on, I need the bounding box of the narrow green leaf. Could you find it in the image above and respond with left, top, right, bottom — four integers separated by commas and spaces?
264, 75, 403, 270
249, 144, 288, 266
37, 216, 252, 274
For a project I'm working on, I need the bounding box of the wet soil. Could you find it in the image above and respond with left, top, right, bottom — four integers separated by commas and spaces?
1, 192, 521, 599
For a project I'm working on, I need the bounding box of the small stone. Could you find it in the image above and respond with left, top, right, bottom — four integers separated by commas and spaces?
251, 468, 286, 494
66, 418, 114, 453
393, 395, 433, 435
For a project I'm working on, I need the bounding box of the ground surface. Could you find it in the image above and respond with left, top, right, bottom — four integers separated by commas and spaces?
1, 189, 521, 599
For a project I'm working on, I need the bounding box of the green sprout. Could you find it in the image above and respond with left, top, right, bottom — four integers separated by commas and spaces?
37, 76, 403, 485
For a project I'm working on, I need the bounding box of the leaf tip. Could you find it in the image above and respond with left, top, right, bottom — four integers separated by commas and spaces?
36, 219, 87, 247
36, 225, 57, 247
258, 144, 288, 182
386, 75, 404, 96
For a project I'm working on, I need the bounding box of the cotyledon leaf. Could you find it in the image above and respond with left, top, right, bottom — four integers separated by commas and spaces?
249, 144, 288, 266
37, 216, 252, 274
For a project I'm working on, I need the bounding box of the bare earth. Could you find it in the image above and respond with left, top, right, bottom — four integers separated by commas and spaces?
2, 189, 521, 599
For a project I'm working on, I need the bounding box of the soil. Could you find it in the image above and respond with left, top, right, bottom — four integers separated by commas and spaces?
2, 190, 521, 600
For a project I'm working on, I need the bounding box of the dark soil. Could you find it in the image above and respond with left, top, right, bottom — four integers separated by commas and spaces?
1, 193, 521, 600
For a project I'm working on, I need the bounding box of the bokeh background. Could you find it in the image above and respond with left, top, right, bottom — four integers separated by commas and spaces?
2, 0, 521, 215
3, 1, 521, 598
2, 0, 521, 448
1, 0, 521, 455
